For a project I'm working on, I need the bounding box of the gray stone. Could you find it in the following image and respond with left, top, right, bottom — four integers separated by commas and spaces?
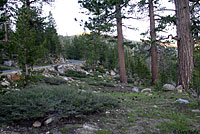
44, 118, 53, 125
192, 109, 200, 113
132, 87, 139, 93
3, 60, 13, 66
175, 99, 189, 104
1, 81, 10, 86
163, 84, 175, 91
134, 81, 138, 85
75, 124, 99, 134
57, 65, 65, 74
98, 75, 103, 78
141, 88, 152, 93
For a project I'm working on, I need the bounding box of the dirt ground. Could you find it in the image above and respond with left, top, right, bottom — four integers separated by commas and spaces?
0, 80, 200, 134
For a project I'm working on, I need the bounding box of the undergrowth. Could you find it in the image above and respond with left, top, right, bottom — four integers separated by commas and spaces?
0, 85, 118, 125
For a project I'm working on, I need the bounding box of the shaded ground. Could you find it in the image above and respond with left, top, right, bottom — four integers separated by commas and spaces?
0, 71, 200, 134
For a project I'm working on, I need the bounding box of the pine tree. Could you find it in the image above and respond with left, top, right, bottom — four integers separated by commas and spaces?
44, 11, 61, 57
0, 0, 7, 41
12, 3, 44, 76
174, 0, 194, 89
79, 0, 129, 83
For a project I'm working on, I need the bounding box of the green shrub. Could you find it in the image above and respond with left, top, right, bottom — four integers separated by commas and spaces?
88, 81, 115, 87
0, 85, 118, 125
154, 80, 162, 91
41, 77, 67, 85
132, 57, 151, 85
189, 46, 200, 104
62, 69, 88, 78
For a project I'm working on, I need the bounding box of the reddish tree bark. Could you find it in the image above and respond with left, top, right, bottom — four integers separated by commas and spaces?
4, 3, 8, 42
116, 3, 127, 84
149, 0, 159, 85
174, 0, 194, 89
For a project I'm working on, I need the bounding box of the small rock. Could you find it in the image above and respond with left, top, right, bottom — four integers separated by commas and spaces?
83, 124, 98, 131
3, 60, 13, 66
141, 88, 152, 93
132, 87, 139, 93
93, 91, 100, 94
153, 105, 158, 108
33, 121, 41, 128
84, 71, 89, 75
105, 111, 110, 114
134, 81, 138, 85
1, 81, 10, 86
56, 65, 65, 74
98, 75, 103, 78
110, 70, 116, 76
44, 118, 53, 125
175, 99, 189, 104
62, 77, 68, 81
192, 109, 200, 113
176, 85, 183, 93
163, 84, 175, 91
148, 93, 153, 96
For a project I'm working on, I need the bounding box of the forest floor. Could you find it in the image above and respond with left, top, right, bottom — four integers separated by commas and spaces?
0, 68, 200, 134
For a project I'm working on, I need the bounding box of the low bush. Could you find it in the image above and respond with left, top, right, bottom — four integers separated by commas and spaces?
0, 85, 118, 125
41, 77, 67, 85
61, 69, 88, 78
88, 81, 115, 87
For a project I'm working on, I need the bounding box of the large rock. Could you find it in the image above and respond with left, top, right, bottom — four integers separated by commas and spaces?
163, 84, 175, 91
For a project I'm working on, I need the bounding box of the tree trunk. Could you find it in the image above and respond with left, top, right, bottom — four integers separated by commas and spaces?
149, 0, 159, 85
174, 0, 194, 89
4, 3, 8, 42
116, 3, 127, 84
25, 64, 29, 76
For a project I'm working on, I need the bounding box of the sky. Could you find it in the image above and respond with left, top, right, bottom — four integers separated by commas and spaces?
43, 0, 176, 41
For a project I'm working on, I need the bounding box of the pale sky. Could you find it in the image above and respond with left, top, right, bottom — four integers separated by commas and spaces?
43, 0, 176, 41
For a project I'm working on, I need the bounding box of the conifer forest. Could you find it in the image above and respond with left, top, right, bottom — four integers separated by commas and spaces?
0, 0, 200, 133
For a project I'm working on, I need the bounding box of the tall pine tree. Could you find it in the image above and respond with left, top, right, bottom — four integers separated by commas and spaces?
79, 0, 129, 83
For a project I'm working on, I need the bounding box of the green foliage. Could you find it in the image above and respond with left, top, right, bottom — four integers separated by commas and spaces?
158, 113, 191, 133
96, 129, 112, 134
132, 56, 151, 85
39, 76, 67, 85
61, 69, 88, 78
88, 81, 115, 87
12, 6, 44, 73
0, 85, 118, 125
64, 34, 118, 70
159, 46, 178, 84
154, 79, 162, 91
190, 46, 200, 104
0, 0, 7, 40
43, 12, 61, 57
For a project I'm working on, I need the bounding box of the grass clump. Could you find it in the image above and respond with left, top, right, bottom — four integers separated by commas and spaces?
0, 85, 118, 125
96, 129, 112, 134
158, 113, 191, 133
